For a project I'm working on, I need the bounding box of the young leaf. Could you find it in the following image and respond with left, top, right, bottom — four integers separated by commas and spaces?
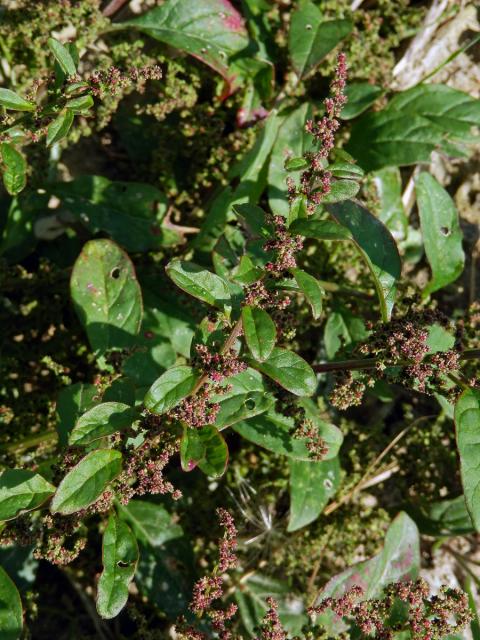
68, 402, 138, 446
144, 365, 199, 415
180, 426, 229, 477
252, 347, 316, 396
51, 449, 123, 515
291, 268, 324, 319
0, 566, 23, 640
0, 470, 55, 521
321, 179, 360, 203
166, 259, 231, 309
242, 306, 276, 362
65, 94, 94, 113
47, 38, 77, 76
70, 239, 143, 354
0, 143, 27, 196
314, 512, 420, 634
455, 388, 480, 531
415, 172, 465, 296
96, 514, 139, 619
289, 1, 352, 78
289, 218, 352, 241
214, 391, 274, 428
124, 0, 248, 89
326, 200, 402, 321
0, 88, 35, 112
287, 457, 340, 532
46, 109, 74, 146
341, 82, 383, 120
328, 162, 364, 180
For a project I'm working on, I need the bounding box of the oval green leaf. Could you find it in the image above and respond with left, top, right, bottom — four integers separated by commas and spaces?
0, 567, 23, 640
46, 109, 74, 146
180, 426, 229, 477
455, 388, 480, 531
291, 269, 324, 319
166, 259, 231, 310
0, 143, 27, 196
51, 449, 123, 515
0, 470, 55, 521
70, 239, 143, 354
242, 306, 276, 362
69, 402, 138, 446
47, 37, 77, 76
251, 347, 316, 396
144, 365, 199, 415
0, 88, 35, 112
96, 513, 139, 619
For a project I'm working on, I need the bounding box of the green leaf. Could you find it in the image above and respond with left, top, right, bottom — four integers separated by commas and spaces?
180, 426, 228, 477
242, 306, 276, 362
166, 259, 231, 310
118, 500, 183, 548
51, 449, 123, 515
455, 388, 480, 531
415, 172, 465, 296
328, 161, 364, 180
321, 179, 360, 203
47, 38, 77, 76
289, 1, 352, 78
70, 239, 143, 354
124, 0, 248, 88
326, 200, 402, 321
341, 82, 383, 120
96, 514, 139, 619
56, 383, 98, 447
0, 470, 55, 521
268, 103, 313, 217
291, 268, 324, 319
372, 167, 407, 236
234, 410, 342, 461
213, 391, 274, 428
0, 88, 35, 112
69, 402, 138, 446
232, 203, 271, 240
288, 218, 352, 241
252, 347, 316, 396
46, 109, 74, 146
287, 457, 340, 531
232, 255, 263, 285
407, 496, 474, 537
0, 567, 23, 640
1, 144, 27, 196
64, 94, 94, 113
324, 308, 368, 359
144, 365, 199, 415
285, 156, 309, 171
315, 512, 420, 633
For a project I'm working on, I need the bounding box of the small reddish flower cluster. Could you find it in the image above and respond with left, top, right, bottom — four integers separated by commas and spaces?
181, 509, 239, 640
169, 386, 221, 428
330, 309, 461, 409
293, 419, 329, 461
288, 52, 347, 211
85, 64, 162, 97
264, 215, 304, 275
254, 597, 288, 640
244, 280, 291, 311
195, 344, 247, 383
309, 579, 471, 640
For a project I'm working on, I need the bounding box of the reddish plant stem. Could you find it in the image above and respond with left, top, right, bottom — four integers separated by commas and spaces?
312, 348, 480, 374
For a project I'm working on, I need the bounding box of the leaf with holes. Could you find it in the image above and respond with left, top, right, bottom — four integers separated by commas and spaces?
415, 172, 465, 296
289, 1, 352, 78
51, 449, 123, 515
0, 470, 55, 521
314, 512, 420, 633
118, 500, 183, 548
70, 239, 143, 354
180, 426, 229, 477
124, 0, 248, 91
0, 567, 23, 640
288, 457, 340, 531
96, 514, 139, 619
1, 144, 27, 196
69, 402, 139, 446
213, 390, 275, 428
252, 347, 316, 396
455, 388, 480, 531
166, 259, 231, 310
326, 200, 402, 321
242, 306, 276, 362
291, 269, 324, 319
144, 366, 199, 415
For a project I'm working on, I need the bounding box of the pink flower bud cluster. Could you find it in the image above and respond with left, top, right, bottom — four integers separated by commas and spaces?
195, 344, 247, 383
264, 215, 304, 276
254, 597, 287, 640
